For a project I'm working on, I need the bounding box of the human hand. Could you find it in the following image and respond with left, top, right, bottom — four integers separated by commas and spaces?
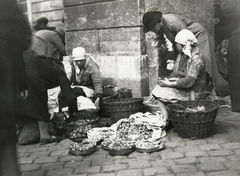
19, 90, 28, 100
94, 97, 100, 111
158, 78, 176, 88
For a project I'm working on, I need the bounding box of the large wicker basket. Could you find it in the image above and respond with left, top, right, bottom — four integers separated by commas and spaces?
103, 98, 143, 123
166, 100, 219, 139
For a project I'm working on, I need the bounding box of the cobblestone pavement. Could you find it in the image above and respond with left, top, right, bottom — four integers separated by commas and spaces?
18, 106, 240, 176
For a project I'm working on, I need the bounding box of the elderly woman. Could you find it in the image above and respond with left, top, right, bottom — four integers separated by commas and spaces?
151, 29, 206, 119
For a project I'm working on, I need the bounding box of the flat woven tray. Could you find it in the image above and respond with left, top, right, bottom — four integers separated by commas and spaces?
69, 145, 97, 156
109, 147, 135, 156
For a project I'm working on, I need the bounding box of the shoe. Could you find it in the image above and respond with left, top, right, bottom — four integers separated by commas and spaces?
39, 136, 62, 145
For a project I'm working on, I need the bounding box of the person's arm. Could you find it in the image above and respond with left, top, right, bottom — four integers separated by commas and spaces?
52, 32, 67, 56
91, 67, 103, 99
176, 76, 196, 89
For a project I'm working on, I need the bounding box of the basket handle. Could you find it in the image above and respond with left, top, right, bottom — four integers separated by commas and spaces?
167, 103, 187, 113
198, 91, 217, 101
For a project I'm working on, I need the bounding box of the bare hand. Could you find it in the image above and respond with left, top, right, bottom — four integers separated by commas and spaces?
19, 90, 28, 100
94, 98, 100, 111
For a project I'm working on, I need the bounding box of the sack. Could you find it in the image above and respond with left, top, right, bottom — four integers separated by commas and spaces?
16, 115, 40, 145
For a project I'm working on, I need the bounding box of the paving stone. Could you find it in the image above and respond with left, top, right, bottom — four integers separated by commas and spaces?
176, 172, 206, 176
207, 149, 234, 156
21, 170, 46, 176
224, 161, 240, 170
196, 163, 226, 171
233, 149, 240, 155
116, 169, 143, 176
75, 166, 101, 174
29, 151, 50, 158
174, 145, 200, 152
18, 157, 34, 164
91, 158, 114, 166
20, 164, 41, 172
102, 163, 128, 172
89, 173, 115, 176
221, 142, 240, 150
50, 149, 69, 156
161, 152, 184, 160
34, 156, 58, 164
143, 166, 169, 175
128, 160, 151, 168
199, 144, 222, 151
198, 156, 227, 163
184, 140, 208, 146
114, 158, 136, 164
206, 170, 239, 176
185, 151, 208, 157
18, 151, 30, 158
164, 141, 186, 148
60, 156, 83, 162
227, 155, 240, 161
174, 157, 199, 164
150, 160, 175, 167
65, 161, 91, 168
41, 162, 64, 170
27, 147, 48, 153
45, 168, 74, 176
171, 165, 197, 173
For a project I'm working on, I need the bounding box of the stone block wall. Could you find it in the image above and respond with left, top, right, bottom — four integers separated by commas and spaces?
64, 0, 214, 97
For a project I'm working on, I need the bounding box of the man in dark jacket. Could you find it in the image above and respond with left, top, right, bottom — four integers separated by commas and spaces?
227, 27, 240, 112
0, 0, 31, 175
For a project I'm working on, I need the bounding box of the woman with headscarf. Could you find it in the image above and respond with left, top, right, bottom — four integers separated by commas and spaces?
142, 11, 212, 86
150, 29, 206, 120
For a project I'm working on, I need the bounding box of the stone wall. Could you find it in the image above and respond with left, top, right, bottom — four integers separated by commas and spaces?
64, 0, 214, 97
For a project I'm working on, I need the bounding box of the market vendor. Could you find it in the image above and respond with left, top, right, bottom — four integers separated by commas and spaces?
151, 29, 206, 120
142, 11, 212, 87
58, 47, 108, 117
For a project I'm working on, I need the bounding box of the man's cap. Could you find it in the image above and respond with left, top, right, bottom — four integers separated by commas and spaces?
142, 11, 162, 33
36, 17, 48, 24
72, 47, 86, 60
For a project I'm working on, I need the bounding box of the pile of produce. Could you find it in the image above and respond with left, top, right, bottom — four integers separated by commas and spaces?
186, 106, 206, 112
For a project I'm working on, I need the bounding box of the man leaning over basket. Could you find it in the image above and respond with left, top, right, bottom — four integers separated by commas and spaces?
150, 29, 206, 121
58, 47, 108, 117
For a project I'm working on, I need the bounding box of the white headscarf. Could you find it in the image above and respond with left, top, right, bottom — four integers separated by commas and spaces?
175, 29, 198, 58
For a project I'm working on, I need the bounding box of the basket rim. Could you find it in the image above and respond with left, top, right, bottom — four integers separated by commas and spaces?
166, 100, 219, 114
103, 98, 143, 105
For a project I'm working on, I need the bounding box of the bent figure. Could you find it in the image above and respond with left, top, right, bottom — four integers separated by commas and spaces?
16, 51, 77, 145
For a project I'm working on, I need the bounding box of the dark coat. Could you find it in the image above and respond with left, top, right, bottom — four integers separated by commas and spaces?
227, 27, 240, 112
0, 0, 31, 143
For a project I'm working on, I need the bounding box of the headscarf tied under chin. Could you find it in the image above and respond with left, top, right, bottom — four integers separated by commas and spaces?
175, 29, 198, 58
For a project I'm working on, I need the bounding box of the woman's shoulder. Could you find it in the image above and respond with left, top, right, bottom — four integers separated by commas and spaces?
191, 47, 204, 64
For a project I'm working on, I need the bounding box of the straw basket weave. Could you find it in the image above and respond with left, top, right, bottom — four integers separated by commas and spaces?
103, 98, 143, 123
166, 100, 219, 139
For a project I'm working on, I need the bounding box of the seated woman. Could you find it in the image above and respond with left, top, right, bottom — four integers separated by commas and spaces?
151, 29, 206, 120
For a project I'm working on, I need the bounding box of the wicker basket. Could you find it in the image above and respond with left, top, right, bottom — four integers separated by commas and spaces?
166, 100, 219, 139
103, 98, 143, 123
